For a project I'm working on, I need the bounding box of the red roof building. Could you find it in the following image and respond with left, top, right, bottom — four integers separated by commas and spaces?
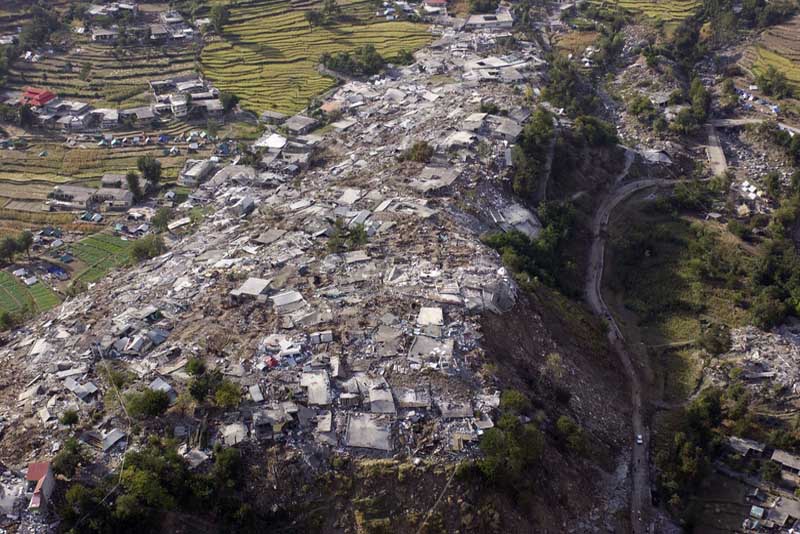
25, 461, 55, 512
19, 87, 56, 108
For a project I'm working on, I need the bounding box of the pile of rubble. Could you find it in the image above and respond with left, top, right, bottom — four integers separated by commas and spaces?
0, 24, 563, 473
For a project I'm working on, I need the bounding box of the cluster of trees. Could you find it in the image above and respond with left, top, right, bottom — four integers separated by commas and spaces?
185, 357, 241, 408
627, 93, 668, 133
60, 437, 256, 533
320, 44, 385, 77
209, 4, 230, 33
542, 57, 599, 117
656, 388, 725, 512
474, 390, 544, 488
19, 5, 62, 50
573, 115, 618, 147
670, 78, 711, 134
126, 155, 163, 202
756, 65, 793, 99
470, 0, 499, 13
483, 201, 577, 294
305, 0, 342, 27
0, 230, 33, 265
511, 106, 554, 200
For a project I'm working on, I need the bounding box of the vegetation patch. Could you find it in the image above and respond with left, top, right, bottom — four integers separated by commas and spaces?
200, 0, 431, 114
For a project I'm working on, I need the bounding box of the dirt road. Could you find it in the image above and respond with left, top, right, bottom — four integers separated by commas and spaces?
586, 175, 680, 533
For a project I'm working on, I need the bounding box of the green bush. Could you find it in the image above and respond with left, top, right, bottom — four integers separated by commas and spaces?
214, 380, 241, 408
125, 389, 170, 419
53, 438, 84, 477
60, 410, 79, 426
131, 235, 166, 262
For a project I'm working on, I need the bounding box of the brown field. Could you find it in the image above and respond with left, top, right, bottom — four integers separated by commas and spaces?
555, 31, 600, 56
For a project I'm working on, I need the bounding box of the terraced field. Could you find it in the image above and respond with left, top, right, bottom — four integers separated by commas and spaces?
201, 0, 431, 113
741, 16, 800, 92
0, 271, 61, 315
65, 233, 133, 284
7, 42, 200, 109
0, 142, 194, 183
591, 0, 701, 22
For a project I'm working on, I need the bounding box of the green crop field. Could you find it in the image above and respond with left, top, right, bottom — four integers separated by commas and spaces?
66, 233, 133, 283
0, 271, 61, 315
744, 43, 800, 94
591, 0, 701, 22
201, 0, 432, 114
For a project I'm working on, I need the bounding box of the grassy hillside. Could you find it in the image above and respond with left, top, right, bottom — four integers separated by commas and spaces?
201, 0, 431, 113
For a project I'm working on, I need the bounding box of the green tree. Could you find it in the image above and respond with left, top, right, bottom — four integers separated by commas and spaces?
151, 208, 172, 233
130, 235, 166, 262
214, 380, 241, 408
209, 4, 230, 33
220, 91, 239, 112
126, 171, 143, 201
60, 409, 79, 426
137, 155, 162, 187
16, 230, 33, 261
125, 389, 170, 419
53, 438, 84, 476
0, 236, 19, 264
185, 357, 206, 376
500, 389, 531, 414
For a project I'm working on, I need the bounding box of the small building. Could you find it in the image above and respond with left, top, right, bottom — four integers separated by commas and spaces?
260, 110, 287, 124
25, 462, 55, 513
95, 188, 134, 210
464, 9, 514, 30
120, 106, 155, 127
91, 28, 119, 43
20, 87, 56, 108
100, 173, 126, 189
772, 449, 800, 474
284, 114, 318, 135
178, 159, 214, 187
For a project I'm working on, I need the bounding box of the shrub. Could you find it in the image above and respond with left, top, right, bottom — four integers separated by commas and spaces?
500, 389, 531, 414
53, 438, 83, 476
131, 235, 166, 262
125, 389, 170, 419
60, 410, 79, 426
401, 141, 434, 163
185, 357, 206, 376
214, 380, 241, 408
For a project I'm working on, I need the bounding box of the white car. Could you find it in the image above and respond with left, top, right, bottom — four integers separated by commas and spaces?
636, 434, 644, 445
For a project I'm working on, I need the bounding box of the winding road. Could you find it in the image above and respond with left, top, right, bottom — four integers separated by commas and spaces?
585, 170, 682, 533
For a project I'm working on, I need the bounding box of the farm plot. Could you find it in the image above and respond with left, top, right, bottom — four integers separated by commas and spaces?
741, 16, 800, 93
6, 42, 200, 109
0, 141, 198, 183
201, 0, 432, 114
66, 233, 132, 284
0, 271, 61, 315
591, 0, 701, 22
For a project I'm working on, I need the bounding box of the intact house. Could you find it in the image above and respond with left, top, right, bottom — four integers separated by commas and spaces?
178, 159, 214, 187
91, 27, 119, 43
19, 87, 56, 109
49, 185, 97, 211
25, 462, 55, 513
120, 106, 156, 128
284, 114, 319, 135
464, 8, 514, 30
95, 188, 134, 211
